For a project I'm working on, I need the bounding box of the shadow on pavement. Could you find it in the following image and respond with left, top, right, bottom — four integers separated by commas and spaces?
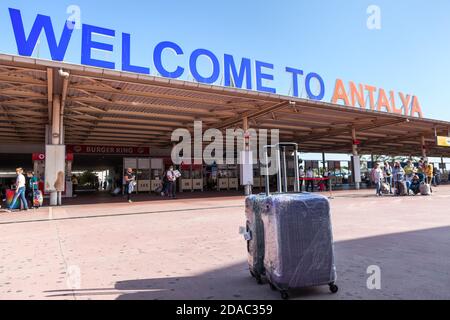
41, 227, 450, 300
113, 226, 450, 300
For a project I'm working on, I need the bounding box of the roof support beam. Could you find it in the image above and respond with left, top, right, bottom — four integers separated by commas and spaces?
47, 68, 53, 124
215, 101, 291, 130
298, 118, 410, 143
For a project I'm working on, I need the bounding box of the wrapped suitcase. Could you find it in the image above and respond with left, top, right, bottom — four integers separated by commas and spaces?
245, 143, 301, 285
381, 183, 390, 194
419, 182, 431, 196
261, 193, 337, 299
244, 196, 266, 284
6, 189, 20, 210
33, 190, 43, 208
245, 143, 338, 299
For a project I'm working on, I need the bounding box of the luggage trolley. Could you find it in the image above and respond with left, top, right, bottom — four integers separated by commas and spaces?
245, 143, 338, 300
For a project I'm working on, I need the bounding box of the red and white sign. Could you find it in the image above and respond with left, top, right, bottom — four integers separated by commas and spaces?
32, 153, 74, 161
67, 145, 150, 155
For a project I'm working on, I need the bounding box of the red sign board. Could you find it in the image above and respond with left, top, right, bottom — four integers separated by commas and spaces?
67, 145, 150, 155
32, 153, 74, 161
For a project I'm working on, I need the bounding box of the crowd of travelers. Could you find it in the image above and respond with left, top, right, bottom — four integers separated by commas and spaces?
1, 158, 446, 211
370, 158, 438, 196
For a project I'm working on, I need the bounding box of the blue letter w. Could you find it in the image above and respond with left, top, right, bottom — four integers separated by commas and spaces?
9, 8, 74, 61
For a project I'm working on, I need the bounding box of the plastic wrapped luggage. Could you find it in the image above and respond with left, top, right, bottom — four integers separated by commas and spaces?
261, 193, 337, 299
244, 196, 266, 284
245, 143, 301, 286
245, 143, 337, 299
381, 183, 390, 194
419, 182, 431, 196
111, 187, 121, 196
33, 190, 43, 208
6, 189, 20, 209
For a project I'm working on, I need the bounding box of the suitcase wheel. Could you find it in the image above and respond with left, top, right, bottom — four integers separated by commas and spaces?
256, 275, 263, 285
250, 270, 263, 285
280, 291, 289, 300
329, 283, 339, 294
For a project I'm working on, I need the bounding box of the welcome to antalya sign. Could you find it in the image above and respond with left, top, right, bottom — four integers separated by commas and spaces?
5, 7, 423, 118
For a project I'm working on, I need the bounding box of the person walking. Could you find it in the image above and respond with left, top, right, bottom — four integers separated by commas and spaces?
299, 166, 305, 192
124, 168, 136, 203
424, 161, 434, 193
166, 166, 178, 199
8, 168, 29, 212
383, 161, 393, 194
26, 171, 39, 208
372, 163, 384, 196
71, 175, 78, 197
433, 166, 440, 186
305, 167, 314, 192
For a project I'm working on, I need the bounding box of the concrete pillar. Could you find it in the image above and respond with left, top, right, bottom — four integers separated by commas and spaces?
421, 135, 427, 159
322, 152, 326, 174
52, 95, 61, 145
351, 128, 361, 190
49, 95, 62, 206
242, 117, 253, 196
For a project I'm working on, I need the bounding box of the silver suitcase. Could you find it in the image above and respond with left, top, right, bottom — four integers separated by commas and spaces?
245, 143, 338, 299
244, 196, 266, 284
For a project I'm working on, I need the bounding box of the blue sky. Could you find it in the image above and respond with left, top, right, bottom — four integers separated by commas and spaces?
0, 0, 449, 124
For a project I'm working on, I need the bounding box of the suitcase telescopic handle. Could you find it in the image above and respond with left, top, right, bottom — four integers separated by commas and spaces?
263, 143, 300, 196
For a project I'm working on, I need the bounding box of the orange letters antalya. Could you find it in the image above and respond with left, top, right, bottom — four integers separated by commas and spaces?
331, 79, 423, 118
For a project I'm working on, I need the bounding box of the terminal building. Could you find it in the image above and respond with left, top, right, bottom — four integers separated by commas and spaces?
1, 54, 450, 205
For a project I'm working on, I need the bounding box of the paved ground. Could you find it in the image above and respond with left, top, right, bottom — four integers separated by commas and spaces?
0, 186, 449, 300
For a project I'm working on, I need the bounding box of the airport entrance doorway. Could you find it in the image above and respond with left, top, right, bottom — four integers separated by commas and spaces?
67, 145, 152, 197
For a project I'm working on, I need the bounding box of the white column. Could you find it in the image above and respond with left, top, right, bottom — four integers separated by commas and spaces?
421, 135, 427, 159
352, 128, 361, 190
48, 95, 66, 206
242, 117, 253, 196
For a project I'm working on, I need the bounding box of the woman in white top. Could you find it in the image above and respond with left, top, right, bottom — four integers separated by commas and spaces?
298, 166, 305, 192
372, 163, 384, 196
8, 167, 29, 211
